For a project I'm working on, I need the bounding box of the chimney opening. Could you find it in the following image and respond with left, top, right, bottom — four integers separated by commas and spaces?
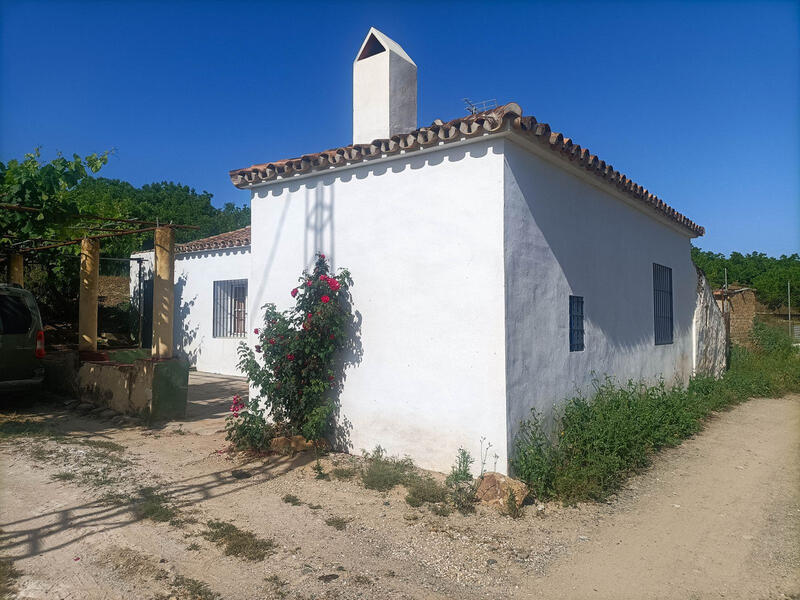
357, 33, 386, 61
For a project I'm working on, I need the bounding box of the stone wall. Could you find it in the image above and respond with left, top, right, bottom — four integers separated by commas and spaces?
693, 267, 727, 378
730, 290, 764, 345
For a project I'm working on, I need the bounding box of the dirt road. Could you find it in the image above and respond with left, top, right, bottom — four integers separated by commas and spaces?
534, 395, 800, 600
1, 382, 797, 600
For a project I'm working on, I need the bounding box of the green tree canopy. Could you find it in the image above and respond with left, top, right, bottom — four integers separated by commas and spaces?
692, 247, 799, 310
2, 150, 249, 322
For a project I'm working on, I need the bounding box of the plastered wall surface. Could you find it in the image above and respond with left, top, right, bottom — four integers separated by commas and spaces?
503, 138, 697, 456
249, 139, 508, 474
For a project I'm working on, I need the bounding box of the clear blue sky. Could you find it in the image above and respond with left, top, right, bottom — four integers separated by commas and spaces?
2, 1, 798, 256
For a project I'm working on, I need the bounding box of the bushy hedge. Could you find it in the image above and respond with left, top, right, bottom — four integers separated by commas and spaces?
512, 321, 800, 503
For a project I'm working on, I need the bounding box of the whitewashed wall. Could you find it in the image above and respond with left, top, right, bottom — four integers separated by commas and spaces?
249, 139, 509, 474
173, 248, 251, 375
130, 248, 251, 376
503, 138, 698, 455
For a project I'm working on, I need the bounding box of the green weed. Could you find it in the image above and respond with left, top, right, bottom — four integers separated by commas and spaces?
282, 494, 302, 506
324, 516, 350, 531
361, 446, 414, 491
0, 558, 21, 599
171, 574, 220, 600
331, 466, 359, 480
0, 420, 54, 439
202, 520, 276, 561
80, 439, 125, 452
405, 474, 448, 507
512, 320, 800, 503
133, 487, 178, 522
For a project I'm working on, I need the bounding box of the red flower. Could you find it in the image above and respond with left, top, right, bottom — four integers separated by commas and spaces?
287, 354, 295, 361
269, 338, 275, 345
307, 280, 313, 286
320, 253, 325, 259
321, 295, 330, 303
291, 288, 298, 298
327, 279, 340, 291
329, 334, 335, 340
253, 328, 259, 334
255, 345, 261, 352
307, 312, 313, 318
319, 274, 327, 281
328, 375, 334, 381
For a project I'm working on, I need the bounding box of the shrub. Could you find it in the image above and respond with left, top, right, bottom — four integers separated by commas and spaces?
331, 466, 359, 480
445, 448, 478, 514
224, 395, 275, 452
237, 253, 356, 442
512, 321, 800, 503
361, 446, 414, 491
405, 474, 448, 507
505, 489, 524, 519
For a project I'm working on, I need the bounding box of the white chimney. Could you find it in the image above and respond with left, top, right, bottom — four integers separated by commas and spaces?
353, 28, 417, 144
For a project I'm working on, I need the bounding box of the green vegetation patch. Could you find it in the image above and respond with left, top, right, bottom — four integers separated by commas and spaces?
404, 474, 448, 507
202, 520, 276, 561
324, 516, 350, 531
80, 439, 126, 452
512, 320, 800, 503
330, 465, 359, 480
0, 419, 56, 439
133, 487, 179, 523
361, 447, 414, 491
0, 558, 21, 599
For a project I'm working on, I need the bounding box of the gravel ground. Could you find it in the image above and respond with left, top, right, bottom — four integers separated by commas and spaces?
0, 379, 797, 600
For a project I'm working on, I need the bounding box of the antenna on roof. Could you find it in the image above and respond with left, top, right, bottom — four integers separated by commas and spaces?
463, 98, 498, 115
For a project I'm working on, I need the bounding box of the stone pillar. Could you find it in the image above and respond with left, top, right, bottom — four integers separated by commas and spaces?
8, 254, 23, 286
78, 238, 100, 352
152, 226, 175, 359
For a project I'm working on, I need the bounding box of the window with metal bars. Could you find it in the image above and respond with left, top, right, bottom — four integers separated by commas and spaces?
652, 263, 673, 345
569, 295, 584, 352
213, 279, 248, 338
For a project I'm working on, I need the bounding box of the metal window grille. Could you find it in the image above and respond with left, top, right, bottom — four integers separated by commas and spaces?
213, 279, 248, 338
569, 295, 585, 352
653, 264, 673, 345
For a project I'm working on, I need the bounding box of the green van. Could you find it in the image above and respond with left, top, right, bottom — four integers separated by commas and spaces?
0, 284, 45, 382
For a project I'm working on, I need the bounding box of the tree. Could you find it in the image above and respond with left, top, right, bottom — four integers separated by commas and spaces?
1, 150, 250, 323
1, 149, 110, 319
692, 246, 799, 309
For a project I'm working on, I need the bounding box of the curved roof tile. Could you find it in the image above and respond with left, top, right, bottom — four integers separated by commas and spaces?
229, 104, 703, 236
176, 226, 251, 253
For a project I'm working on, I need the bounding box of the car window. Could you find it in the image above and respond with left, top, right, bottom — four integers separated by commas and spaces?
0, 294, 33, 334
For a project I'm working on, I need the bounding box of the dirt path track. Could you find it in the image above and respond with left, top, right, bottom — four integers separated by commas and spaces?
1, 385, 798, 600
534, 395, 800, 599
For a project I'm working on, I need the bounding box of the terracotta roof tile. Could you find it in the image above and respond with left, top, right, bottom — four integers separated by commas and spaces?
176, 226, 251, 253
229, 103, 704, 236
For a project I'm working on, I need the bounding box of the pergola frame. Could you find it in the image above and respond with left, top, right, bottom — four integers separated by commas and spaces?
2, 203, 199, 358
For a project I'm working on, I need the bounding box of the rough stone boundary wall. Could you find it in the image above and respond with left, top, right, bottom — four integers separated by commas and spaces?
693, 266, 727, 378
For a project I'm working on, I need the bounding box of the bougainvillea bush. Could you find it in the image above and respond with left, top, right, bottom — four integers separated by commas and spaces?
235, 253, 355, 444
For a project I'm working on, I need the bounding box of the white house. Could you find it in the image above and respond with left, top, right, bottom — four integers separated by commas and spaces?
131, 227, 251, 376
135, 28, 724, 474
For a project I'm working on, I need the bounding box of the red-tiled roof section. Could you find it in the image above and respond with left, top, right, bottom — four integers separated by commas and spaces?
176, 226, 251, 253
229, 103, 703, 236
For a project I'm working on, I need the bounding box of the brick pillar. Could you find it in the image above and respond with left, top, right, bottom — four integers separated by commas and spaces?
152, 226, 175, 359
78, 238, 100, 352
8, 254, 23, 286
